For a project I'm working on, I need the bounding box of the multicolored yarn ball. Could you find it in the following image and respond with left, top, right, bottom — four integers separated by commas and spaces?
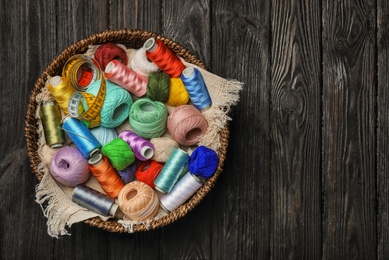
50, 146, 90, 187
94, 43, 128, 71
166, 78, 189, 106
129, 98, 168, 139
90, 126, 118, 146
167, 105, 208, 146
102, 138, 135, 170
130, 48, 159, 78
87, 79, 133, 128
135, 160, 164, 189
150, 137, 179, 162
146, 72, 170, 102
188, 146, 219, 179
118, 181, 160, 221
117, 163, 138, 184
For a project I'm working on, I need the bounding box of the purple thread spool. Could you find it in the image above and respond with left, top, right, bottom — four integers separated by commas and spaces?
119, 130, 155, 161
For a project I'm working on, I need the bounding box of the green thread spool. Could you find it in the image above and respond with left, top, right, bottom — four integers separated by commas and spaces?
129, 98, 168, 139
147, 72, 170, 102
102, 138, 135, 170
40, 101, 66, 148
154, 148, 189, 193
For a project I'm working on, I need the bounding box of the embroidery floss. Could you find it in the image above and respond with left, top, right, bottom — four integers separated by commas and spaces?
167, 105, 208, 146
105, 60, 147, 97
101, 138, 135, 171
180, 67, 212, 110
154, 148, 189, 193
130, 47, 159, 78
119, 130, 155, 161
72, 184, 119, 217
94, 42, 128, 71
150, 137, 179, 163
146, 72, 170, 102
118, 181, 160, 221
129, 98, 168, 139
88, 153, 125, 198
160, 172, 203, 212
144, 38, 185, 78
50, 146, 90, 187
90, 126, 118, 146
117, 163, 138, 184
135, 160, 164, 189
40, 101, 65, 148
166, 78, 189, 106
188, 146, 219, 179
62, 116, 101, 158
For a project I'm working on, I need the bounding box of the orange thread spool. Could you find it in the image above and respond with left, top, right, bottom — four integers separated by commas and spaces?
144, 38, 185, 78
135, 160, 164, 189
88, 154, 124, 198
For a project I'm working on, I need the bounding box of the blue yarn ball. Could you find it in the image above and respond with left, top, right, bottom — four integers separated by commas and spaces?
87, 79, 133, 128
188, 146, 219, 179
117, 163, 137, 184
90, 126, 118, 146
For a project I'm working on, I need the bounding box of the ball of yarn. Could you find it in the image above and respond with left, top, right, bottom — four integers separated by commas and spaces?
188, 146, 219, 179
87, 79, 133, 128
95, 43, 128, 71
90, 126, 118, 146
50, 146, 90, 187
102, 138, 135, 170
129, 98, 168, 139
150, 137, 179, 162
117, 163, 137, 184
167, 105, 208, 146
147, 72, 170, 102
130, 48, 159, 78
118, 181, 160, 221
166, 78, 189, 106
135, 160, 164, 188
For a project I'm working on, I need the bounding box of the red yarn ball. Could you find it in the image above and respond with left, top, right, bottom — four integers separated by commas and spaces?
135, 160, 164, 189
95, 43, 128, 71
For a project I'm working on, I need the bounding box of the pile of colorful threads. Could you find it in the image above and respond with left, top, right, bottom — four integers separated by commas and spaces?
42, 39, 219, 222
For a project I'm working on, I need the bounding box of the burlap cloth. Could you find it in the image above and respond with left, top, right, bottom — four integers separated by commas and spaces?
34, 45, 243, 237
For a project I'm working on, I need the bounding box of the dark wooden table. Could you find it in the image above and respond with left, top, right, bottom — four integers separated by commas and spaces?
1, 0, 388, 259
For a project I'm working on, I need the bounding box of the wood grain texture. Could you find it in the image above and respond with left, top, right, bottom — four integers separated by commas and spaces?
377, 0, 389, 258
271, 0, 322, 258
211, 0, 271, 259
322, 0, 376, 259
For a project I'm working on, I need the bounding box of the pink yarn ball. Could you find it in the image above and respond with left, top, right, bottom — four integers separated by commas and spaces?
50, 146, 90, 187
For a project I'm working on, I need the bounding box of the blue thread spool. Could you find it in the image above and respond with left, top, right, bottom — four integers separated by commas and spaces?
180, 67, 212, 110
62, 116, 101, 158
154, 148, 190, 193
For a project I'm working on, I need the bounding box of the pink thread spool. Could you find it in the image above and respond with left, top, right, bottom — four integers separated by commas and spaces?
167, 105, 208, 146
105, 60, 147, 97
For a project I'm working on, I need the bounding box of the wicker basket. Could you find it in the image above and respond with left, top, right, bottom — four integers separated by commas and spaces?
24, 29, 229, 233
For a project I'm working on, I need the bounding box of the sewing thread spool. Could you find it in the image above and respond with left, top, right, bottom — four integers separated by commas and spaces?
167, 105, 208, 146
62, 116, 101, 158
88, 153, 125, 198
160, 172, 203, 212
48, 76, 76, 114
135, 160, 164, 188
180, 67, 212, 110
166, 78, 189, 106
40, 101, 65, 148
154, 148, 189, 193
119, 130, 154, 161
118, 181, 160, 221
130, 47, 159, 78
72, 184, 119, 217
95, 42, 128, 71
144, 38, 185, 78
105, 60, 147, 97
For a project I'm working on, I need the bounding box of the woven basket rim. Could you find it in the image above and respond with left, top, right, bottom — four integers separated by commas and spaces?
24, 28, 229, 233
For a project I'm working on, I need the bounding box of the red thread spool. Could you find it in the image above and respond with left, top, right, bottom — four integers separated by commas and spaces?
95, 43, 128, 71
88, 154, 125, 198
144, 38, 185, 78
135, 160, 164, 189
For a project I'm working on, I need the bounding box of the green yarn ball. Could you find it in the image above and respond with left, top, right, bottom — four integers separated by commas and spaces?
147, 72, 170, 102
102, 138, 135, 170
129, 98, 168, 139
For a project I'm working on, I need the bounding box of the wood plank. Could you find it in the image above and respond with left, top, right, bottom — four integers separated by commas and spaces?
160, 1, 212, 259
322, 1, 376, 258
377, 0, 389, 258
210, 0, 271, 259
271, 0, 322, 258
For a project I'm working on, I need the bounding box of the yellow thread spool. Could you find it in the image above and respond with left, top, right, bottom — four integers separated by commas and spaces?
166, 78, 189, 106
